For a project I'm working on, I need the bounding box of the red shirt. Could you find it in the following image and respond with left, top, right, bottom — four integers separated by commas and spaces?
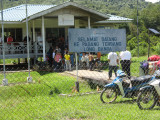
7, 37, 13, 44
54, 53, 62, 62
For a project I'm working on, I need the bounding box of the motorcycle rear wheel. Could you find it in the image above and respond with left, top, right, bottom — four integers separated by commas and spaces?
100, 88, 117, 103
137, 90, 157, 110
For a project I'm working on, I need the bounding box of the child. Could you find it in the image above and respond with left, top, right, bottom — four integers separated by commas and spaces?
64, 51, 71, 71
54, 51, 62, 71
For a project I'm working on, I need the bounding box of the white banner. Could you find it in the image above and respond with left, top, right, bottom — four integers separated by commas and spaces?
58, 14, 74, 26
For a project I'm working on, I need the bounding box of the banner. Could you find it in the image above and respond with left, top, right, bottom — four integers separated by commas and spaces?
68, 28, 126, 53
58, 14, 74, 26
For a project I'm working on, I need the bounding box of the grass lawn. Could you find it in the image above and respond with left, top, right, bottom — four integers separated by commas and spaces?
0, 70, 160, 120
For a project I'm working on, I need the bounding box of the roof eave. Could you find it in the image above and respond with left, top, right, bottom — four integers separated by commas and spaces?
22, 1, 108, 22
0, 21, 22, 24
95, 20, 133, 24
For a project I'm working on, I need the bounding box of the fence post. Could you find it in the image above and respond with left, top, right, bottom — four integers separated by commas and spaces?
25, 0, 32, 83
75, 52, 79, 92
1, 0, 8, 86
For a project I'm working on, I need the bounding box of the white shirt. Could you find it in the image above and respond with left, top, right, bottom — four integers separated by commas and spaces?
120, 50, 131, 60
108, 52, 118, 66
37, 36, 43, 46
52, 52, 55, 59
81, 56, 86, 62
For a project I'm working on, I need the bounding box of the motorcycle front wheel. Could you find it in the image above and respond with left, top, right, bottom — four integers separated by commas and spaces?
137, 90, 157, 110
100, 88, 117, 103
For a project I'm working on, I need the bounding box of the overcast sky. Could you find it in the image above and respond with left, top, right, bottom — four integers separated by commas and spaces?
145, 0, 159, 3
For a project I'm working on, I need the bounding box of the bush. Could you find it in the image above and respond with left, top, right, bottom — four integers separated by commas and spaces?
153, 43, 160, 55
131, 49, 137, 57
139, 46, 148, 56
131, 46, 148, 57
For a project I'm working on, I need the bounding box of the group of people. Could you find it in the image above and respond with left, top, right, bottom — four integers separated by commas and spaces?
46, 45, 72, 71
46, 47, 132, 76
80, 52, 101, 71
46, 48, 102, 71
108, 50, 131, 80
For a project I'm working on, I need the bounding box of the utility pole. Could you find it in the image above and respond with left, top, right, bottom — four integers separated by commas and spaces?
137, 0, 139, 57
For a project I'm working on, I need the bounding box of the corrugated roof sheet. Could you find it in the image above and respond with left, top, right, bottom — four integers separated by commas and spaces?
149, 28, 160, 34
0, 4, 132, 23
0, 4, 55, 22
96, 14, 133, 24
107, 14, 133, 21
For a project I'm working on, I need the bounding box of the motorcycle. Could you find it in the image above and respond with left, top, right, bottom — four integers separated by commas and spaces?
100, 70, 155, 103
33, 61, 52, 72
137, 70, 160, 110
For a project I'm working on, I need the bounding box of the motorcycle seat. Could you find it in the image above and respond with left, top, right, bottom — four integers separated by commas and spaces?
122, 81, 130, 88
131, 75, 152, 86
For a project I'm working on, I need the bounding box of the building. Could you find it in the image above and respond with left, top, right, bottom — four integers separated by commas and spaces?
0, 1, 132, 61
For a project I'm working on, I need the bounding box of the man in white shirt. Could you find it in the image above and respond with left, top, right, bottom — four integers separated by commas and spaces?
120, 50, 131, 79
37, 33, 43, 46
108, 52, 119, 80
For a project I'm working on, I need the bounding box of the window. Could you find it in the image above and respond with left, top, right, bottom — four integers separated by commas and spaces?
0, 28, 22, 42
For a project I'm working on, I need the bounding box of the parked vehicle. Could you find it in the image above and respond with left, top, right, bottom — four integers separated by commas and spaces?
33, 57, 65, 72
92, 58, 103, 71
100, 70, 155, 103
54, 58, 64, 72
137, 70, 160, 110
33, 61, 52, 72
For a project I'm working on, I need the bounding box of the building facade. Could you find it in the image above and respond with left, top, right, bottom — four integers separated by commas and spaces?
0, 1, 132, 61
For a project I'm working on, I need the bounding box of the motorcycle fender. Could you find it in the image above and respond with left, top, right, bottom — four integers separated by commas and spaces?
139, 86, 152, 92
104, 83, 117, 89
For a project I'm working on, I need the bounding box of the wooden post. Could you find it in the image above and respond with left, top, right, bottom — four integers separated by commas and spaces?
88, 16, 91, 29
75, 81, 79, 92
75, 52, 79, 92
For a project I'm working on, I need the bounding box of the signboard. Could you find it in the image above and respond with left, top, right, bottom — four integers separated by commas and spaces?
68, 28, 126, 53
58, 14, 74, 26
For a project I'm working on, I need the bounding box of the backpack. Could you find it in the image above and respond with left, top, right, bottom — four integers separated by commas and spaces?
140, 60, 149, 70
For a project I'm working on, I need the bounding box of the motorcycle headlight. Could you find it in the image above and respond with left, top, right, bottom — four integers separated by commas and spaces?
117, 70, 126, 77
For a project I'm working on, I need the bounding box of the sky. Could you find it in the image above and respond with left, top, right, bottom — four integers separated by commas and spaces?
145, 0, 159, 3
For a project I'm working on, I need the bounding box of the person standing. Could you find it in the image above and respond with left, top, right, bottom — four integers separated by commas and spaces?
52, 48, 56, 67
108, 52, 119, 80
70, 52, 75, 68
7, 35, 13, 53
85, 53, 89, 69
64, 51, 71, 71
89, 53, 94, 71
37, 33, 42, 46
7, 35, 13, 45
120, 50, 132, 79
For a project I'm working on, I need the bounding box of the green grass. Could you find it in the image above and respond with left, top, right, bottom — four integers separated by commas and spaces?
0, 70, 160, 120
0, 59, 19, 64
